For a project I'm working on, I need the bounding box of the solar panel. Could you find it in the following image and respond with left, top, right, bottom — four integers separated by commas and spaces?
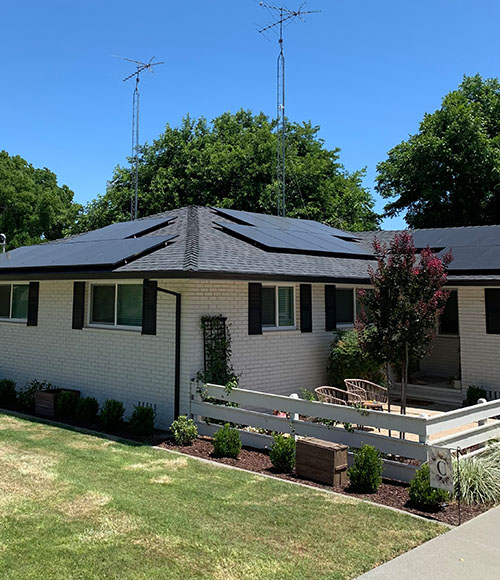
72, 216, 176, 243
0, 235, 176, 270
213, 208, 359, 239
440, 246, 500, 271
216, 222, 371, 258
412, 226, 500, 249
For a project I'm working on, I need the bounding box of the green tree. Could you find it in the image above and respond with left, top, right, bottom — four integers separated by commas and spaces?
356, 233, 451, 415
0, 151, 79, 248
377, 74, 500, 227
74, 110, 379, 232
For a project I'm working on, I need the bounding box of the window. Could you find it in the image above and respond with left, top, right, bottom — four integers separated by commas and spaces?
485, 289, 500, 334
336, 288, 354, 325
439, 290, 459, 334
0, 284, 29, 321
90, 284, 143, 328
262, 286, 295, 329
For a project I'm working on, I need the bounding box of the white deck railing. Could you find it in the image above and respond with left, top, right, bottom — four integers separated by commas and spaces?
190, 381, 500, 481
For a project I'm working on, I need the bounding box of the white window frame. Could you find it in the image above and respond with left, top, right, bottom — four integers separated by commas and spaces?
0, 282, 29, 323
88, 281, 143, 331
262, 284, 296, 330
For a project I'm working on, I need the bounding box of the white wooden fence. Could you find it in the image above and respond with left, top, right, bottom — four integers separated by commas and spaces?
190, 381, 500, 482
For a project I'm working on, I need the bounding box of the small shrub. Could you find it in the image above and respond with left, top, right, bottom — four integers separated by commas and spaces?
348, 444, 383, 493
270, 433, 296, 473
213, 423, 242, 458
75, 396, 99, 423
327, 329, 384, 390
129, 405, 156, 437
463, 385, 487, 407
170, 415, 198, 445
300, 388, 318, 401
56, 391, 78, 420
100, 399, 125, 431
409, 464, 449, 511
453, 449, 500, 505
18, 380, 52, 413
0, 379, 17, 408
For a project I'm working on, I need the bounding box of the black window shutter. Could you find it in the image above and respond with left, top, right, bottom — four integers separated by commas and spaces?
325, 285, 336, 331
485, 289, 500, 334
248, 283, 262, 335
72, 281, 86, 329
27, 282, 39, 327
300, 284, 312, 333
142, 280, 157, 335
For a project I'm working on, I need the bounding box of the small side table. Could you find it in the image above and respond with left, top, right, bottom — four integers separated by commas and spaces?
362, 401, 384, 412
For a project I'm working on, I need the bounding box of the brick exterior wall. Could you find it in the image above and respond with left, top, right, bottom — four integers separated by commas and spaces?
0, 279, 334, 429
458, 286, 500, 395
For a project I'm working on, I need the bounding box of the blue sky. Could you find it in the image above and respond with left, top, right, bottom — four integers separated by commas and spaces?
2, 0, 500, 229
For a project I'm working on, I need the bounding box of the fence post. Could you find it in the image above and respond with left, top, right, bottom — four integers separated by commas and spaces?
419, 413, 429, 445
477, 398, 487, 427
290, 393, 300, 440
190, 380, 202, 424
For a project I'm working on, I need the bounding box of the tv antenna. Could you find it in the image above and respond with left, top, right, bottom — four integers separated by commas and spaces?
258, 3, 319, 217
115, 56, 164, 220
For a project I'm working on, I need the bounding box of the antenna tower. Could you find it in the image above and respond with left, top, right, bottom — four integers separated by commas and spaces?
116, 56, 164, 220
258, 3, 319, 217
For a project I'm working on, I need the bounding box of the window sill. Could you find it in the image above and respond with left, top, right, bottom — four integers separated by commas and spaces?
0, 318, 27, 324
85, 324, 142, 333
263, 326, 298, 333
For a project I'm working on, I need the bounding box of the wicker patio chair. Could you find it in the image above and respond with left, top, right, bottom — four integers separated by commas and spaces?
315, 386, 362, 406
344, 379, 388, 404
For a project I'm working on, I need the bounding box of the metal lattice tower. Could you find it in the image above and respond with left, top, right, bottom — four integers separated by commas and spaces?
258, 3, 319, 217
116, 56, 164, 220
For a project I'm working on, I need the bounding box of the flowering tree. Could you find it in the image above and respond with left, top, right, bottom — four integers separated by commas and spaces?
356, 232, 452, 415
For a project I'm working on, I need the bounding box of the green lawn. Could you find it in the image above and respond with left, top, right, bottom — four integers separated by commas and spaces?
0, 413, 445, 580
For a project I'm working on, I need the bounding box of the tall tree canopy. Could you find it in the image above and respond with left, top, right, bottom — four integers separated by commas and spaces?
0, 151, 79, 249
75, 110, 379, 233
377, 75, 500, 228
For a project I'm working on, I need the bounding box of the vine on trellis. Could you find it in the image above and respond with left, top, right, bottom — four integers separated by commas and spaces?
197, 315, 239, 394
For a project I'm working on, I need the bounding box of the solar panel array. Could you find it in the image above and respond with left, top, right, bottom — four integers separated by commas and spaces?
0, 236, 176, 270
71, 216, 175, 242
409, 227, 500, 272
214, 208, 371, 258
0, 216, 178, 271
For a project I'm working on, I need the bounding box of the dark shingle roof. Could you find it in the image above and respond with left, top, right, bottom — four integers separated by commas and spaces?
1, 206, 500, 283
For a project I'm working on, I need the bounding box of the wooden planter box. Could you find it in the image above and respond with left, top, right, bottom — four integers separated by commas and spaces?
34, 389, 80, 418
296, 437, 348, 486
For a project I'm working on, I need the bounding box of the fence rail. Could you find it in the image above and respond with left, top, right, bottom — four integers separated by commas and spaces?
190, 381, 500, 482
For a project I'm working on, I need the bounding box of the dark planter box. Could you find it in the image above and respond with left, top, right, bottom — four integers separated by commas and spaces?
296, 437, 348, 486
34, 389, 80, 418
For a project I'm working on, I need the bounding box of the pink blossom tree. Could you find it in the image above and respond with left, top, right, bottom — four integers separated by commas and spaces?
357, 232, 452, 415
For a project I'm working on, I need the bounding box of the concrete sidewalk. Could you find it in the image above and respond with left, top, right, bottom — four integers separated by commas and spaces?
357, 505, 500, 579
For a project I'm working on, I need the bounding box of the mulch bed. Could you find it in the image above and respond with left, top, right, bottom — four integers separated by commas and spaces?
158, 436, 490, 526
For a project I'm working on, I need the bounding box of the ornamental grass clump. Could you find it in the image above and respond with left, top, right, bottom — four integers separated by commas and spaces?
348, 444, 383, 493
453, 447, 500, 505
269, 433, 296, 473
170, 416, 198, 446
213, 423, 242, 459
409, 464, 449, 511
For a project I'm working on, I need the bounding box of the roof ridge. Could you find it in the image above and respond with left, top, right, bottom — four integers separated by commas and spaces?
183, 206, 199, 271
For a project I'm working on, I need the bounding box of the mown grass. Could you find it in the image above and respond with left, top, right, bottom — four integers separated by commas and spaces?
0, 413, 445, 580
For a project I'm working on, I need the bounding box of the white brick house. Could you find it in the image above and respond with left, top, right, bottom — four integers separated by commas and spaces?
0, 206, 499, 427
